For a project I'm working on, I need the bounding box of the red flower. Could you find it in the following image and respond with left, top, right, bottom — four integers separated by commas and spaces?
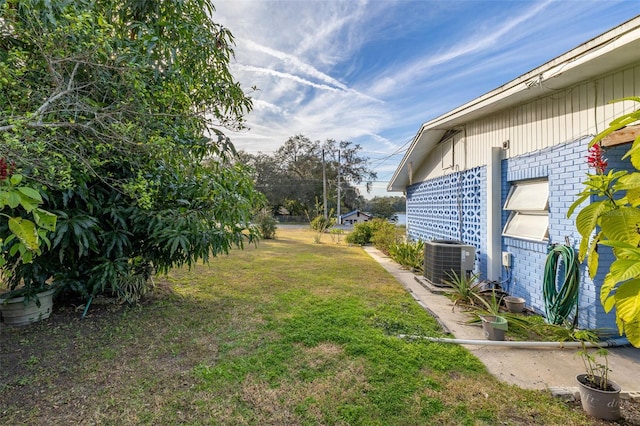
0, 158, 7, 181
0, 158, 16, 182
587, 144, 608, 174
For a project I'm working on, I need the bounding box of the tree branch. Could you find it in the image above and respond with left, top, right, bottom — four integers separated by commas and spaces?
33, 62, 81, 120
0, 121, 93, 132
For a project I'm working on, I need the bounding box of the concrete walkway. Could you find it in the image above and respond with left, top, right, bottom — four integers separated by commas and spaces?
363, 246, 640, 398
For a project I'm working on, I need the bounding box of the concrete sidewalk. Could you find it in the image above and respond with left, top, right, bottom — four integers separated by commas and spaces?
363, 246, 640, 398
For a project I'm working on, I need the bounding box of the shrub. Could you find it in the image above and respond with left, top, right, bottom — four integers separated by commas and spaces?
345, 221, 374, 245
346, 219, 403, 252
310, 215, 336, 232
389, 240, 424, 272
254, 208, 277, 239
0, 1, 264, 306
370, 220, 403, 254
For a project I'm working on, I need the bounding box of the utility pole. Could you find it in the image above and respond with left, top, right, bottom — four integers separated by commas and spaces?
322, 149, 327, 220
337, 149, 341, 224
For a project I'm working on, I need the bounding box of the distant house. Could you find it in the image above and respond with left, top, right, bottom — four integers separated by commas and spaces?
388, 16, 640, 331
340, 210, 373, 226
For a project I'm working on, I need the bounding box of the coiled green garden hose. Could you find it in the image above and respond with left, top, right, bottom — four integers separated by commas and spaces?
543, 244, 580, 325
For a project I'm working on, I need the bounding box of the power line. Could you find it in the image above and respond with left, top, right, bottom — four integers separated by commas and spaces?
367, 137, 412, 171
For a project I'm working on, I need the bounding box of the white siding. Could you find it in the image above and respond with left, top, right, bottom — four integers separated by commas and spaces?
412, 131, 466, 181
416, 64, 640, 176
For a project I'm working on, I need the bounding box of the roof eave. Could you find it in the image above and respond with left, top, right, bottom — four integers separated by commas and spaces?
388, 15, 640, 192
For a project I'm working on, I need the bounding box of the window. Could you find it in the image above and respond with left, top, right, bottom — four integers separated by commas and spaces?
503, 179, 549, 241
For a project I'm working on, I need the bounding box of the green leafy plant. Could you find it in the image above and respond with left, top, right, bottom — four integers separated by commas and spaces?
310, 214, 336, 233
310, 213, 336, 244
345, 221, 374, 245
578, 348, 614, 391
474, 290, 504, 316
574, 330, 614, 391
388, 240, 424, 272
345, 218, 394, 247
370, 220, 403, 255
254, 208, 278, 239
443, 271, 483, 311
0, 0, 264, 307
567, 97, 640, 347
114, 270, 150, 305
0, 162, 57, 299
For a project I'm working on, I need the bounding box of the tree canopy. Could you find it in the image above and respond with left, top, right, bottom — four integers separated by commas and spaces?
240, 135, 376, 218
363, 196, 406, 220
0, 0, 264, 302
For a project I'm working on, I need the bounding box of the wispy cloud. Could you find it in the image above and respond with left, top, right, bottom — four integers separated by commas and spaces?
235, 64, 344, 93
213, 0, 639, 196
242, 39, 349, 90
368, 0, 554, 97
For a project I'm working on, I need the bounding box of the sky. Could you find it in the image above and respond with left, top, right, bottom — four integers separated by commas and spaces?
212, 0, 640, 199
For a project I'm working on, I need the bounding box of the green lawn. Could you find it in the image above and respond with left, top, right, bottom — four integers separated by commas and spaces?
0, 227, 595, 424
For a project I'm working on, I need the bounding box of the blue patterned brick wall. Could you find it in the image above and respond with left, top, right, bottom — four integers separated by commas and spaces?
502, 137, 629, 331
406, 167, 487, 276
406, 138, 630, 332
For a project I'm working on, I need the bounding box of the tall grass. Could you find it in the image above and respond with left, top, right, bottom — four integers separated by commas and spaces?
388, 239, 425, 272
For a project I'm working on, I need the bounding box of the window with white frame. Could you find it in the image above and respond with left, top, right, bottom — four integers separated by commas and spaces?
502, 179, 549, 241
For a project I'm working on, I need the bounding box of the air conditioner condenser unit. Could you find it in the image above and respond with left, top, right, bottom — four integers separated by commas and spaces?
423, 240, 476, 287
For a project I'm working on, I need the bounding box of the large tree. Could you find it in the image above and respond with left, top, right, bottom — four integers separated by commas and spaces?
0, 0, 264, 303
241, 135, 375, 217
364, 196, 406, 219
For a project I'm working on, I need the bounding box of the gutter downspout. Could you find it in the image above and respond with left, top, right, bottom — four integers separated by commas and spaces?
486, 147, 503, 281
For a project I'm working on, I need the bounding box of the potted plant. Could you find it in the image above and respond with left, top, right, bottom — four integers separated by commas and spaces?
475, 289, 508, 341
0, 162, 57, 326
0, 285, 56, 326
573, 330, 621, 420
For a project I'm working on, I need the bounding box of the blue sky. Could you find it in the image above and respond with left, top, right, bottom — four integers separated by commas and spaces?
213, 0, 640, 199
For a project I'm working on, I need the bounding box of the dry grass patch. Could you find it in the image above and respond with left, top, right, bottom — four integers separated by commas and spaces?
240, 343, 369, 425
417, 373, 593, 425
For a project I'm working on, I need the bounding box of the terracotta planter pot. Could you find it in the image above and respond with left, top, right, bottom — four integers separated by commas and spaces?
576, 373, 621, 421
0, 288, 55, 326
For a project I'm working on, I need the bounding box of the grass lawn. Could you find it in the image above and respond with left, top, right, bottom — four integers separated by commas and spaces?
0, 227, 597, 425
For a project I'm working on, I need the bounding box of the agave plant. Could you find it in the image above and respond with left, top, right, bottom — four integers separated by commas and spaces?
474, 289, 504, 316
443, 270, 483, 311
